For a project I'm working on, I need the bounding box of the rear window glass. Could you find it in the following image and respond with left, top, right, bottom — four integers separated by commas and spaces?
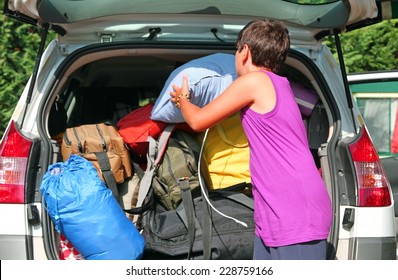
351, 80, 398, 156
356, 97, 398, 156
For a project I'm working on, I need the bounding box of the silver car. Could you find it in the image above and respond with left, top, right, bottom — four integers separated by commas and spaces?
0, 0, 396, 260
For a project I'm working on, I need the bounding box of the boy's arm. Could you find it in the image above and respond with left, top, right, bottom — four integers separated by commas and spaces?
171, 74, 255, 131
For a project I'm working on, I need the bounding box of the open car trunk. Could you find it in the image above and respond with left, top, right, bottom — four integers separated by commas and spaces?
40, 43, 334, 259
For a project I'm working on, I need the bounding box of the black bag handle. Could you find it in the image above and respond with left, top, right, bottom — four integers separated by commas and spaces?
94, 151, 119, 201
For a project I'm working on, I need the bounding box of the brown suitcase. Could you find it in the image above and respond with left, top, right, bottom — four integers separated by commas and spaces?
61, 122, 132, 199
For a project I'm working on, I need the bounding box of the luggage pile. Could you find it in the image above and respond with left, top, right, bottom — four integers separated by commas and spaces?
42, 97, 255, 260
41, 49, 322, 260
118, 102, 255, 259
42, 72, 320, 260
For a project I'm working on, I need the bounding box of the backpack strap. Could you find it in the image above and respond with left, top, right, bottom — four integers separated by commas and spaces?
122, 188, 155, 215
213, 190, 254, 210
176, 177, 200, 259
176, 178, 216, 260
131, 161, 145, 179
132, 124, 175, 222
200, 185, 212, 260
94, 151, 119, 201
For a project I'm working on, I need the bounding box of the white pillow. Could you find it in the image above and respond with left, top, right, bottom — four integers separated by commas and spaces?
151, 53, 236, 123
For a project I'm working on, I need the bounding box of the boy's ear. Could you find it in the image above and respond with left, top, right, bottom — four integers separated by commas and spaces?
242, 44, 250, 63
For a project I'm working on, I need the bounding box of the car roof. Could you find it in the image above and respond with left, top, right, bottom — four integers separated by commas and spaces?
348, 71, 398, 94
348, 71, 398, 82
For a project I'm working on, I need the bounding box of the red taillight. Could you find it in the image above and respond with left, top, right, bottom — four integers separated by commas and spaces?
349, 127, 392, 207
0, 121, 32, 204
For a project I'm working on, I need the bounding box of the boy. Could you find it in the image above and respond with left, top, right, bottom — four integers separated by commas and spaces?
170, 18, 332, 260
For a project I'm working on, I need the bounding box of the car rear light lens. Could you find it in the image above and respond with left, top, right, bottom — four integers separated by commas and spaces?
0, 121, 32, 203
349, 127, 392, 207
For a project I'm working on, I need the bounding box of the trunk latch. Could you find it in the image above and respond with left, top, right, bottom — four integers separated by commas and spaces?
98, 33, 114, 43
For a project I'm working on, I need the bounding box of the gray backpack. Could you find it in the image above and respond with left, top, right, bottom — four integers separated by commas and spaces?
152, 129, 201, 210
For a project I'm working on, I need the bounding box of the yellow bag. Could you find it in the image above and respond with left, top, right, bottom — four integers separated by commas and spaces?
198, 113, 251, 190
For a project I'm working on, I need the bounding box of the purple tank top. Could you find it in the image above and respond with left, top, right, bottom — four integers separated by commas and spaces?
240, 71, 332, 247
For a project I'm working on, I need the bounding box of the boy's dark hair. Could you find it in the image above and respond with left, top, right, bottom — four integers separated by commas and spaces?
237, 19, 290, 73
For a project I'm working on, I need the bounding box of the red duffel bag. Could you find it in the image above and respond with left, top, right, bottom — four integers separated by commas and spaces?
117, 102, 169, 158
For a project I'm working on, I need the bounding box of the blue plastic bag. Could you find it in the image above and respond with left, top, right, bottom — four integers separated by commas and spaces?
40, 155, 145, 260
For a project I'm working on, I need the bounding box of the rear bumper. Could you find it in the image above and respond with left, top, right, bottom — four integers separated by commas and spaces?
0, 235, 29, 260
351, 237, 397, 260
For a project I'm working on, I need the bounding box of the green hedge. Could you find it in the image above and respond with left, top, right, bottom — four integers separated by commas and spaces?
325, 19, 398, 73
0, 9, 52, 138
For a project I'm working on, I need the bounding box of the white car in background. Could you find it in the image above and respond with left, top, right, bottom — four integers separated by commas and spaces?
0, 0, 396, 260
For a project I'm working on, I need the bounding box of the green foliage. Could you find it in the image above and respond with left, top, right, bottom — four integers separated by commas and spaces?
0, 2, 55, 138
324, 19, 398, 73
0, 19, 38, 121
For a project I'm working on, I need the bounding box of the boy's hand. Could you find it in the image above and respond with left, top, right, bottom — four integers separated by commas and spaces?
170, 74, 190, 108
